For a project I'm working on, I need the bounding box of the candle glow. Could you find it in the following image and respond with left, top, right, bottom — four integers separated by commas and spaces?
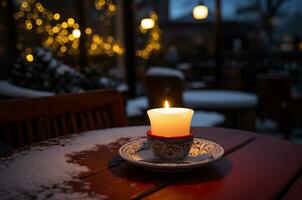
164, 100, 170, 108
147, 100, 194, 137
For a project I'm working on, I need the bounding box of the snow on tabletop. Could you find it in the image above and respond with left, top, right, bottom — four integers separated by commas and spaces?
184, 90, 258, 109
146, 67, 184, 80
0, 126, 148, 200
191, 111, 225, 127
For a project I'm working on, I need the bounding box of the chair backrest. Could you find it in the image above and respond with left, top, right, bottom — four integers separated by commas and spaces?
0, 89, 127, 148
222, 68, 244, 90
257, 74, 291, 118
145, 67, 184, 108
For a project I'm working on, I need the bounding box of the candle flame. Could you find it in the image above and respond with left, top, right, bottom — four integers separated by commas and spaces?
164, 100, 170, 108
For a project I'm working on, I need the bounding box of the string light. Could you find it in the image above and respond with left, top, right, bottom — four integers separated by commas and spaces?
35, 18, 42, 26
68, 34, 74, 41
60, 45, 67, 52
16, 43, 23, 50
52, 26, 59, 33
5, 0, 123, 58
1, 0, 7, 7
67, 18, 75, 26
136, 12, 161, 59
25, 47, 32, 54
140, 18, 155, 30
108, 4, 116, 12
72, 29, 81, 38
26, 53, 34, 62
53, 13, 60, 20
61, 22, 68, 28
95, 0, 105, 10
26, 22, 33, 30
0, 0, 160, 60
94, 0, 115, 14
85, 27, 92, 35
21, 1, 29, 9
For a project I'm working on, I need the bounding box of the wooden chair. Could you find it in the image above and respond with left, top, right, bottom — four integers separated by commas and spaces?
145, 67, 184, 108
222, 67, 244, 90
144, 67, 225, 128
287, 96, 302, 134
257, 74, 291, 136
258, 74, 302, 138
145, 76, 183, 108
0, 89, 127, 149
258, 74, 290, 118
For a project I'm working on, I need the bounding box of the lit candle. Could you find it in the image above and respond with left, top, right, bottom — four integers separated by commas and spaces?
147, 100, 194, 137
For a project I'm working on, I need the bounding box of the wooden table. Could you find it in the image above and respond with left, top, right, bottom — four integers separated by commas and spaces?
184, 90, 258, 130
127, 90, 258, 130
0, 126, 301, 200
183, 90, 258, 110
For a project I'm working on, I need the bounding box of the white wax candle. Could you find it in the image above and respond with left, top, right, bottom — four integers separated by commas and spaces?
147, 101, 194, 137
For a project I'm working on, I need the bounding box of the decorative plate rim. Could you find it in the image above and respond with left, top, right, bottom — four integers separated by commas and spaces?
119, 137, 224, 171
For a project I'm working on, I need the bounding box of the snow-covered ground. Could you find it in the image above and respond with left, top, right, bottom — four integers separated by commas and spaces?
0, 81, 54, 98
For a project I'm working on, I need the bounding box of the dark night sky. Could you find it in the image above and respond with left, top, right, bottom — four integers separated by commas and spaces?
169, 0, 302, 21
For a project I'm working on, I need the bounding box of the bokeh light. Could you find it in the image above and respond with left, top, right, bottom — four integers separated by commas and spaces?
72, 29, 81, 38
26, 54, 34, 62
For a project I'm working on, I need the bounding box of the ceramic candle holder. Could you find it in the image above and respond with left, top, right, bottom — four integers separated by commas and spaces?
147, 130, 193, 160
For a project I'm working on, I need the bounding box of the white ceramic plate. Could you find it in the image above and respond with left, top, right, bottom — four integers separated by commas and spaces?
119, 138, 224, 172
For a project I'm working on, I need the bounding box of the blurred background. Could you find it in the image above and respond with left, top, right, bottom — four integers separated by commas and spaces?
0, 0, 302, 142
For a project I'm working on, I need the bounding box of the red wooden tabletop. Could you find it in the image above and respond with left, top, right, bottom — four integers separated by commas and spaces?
70, 127, 302, 200
1, 126, 302, 200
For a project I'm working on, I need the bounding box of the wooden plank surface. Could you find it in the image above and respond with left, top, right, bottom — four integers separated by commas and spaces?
3, 127, 301, 200
144, 135, 302, 200
68, 127, 257, 199
282, 173, 302, 200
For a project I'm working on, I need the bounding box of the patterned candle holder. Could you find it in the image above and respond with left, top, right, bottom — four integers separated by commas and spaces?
147, 130, 193, 160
